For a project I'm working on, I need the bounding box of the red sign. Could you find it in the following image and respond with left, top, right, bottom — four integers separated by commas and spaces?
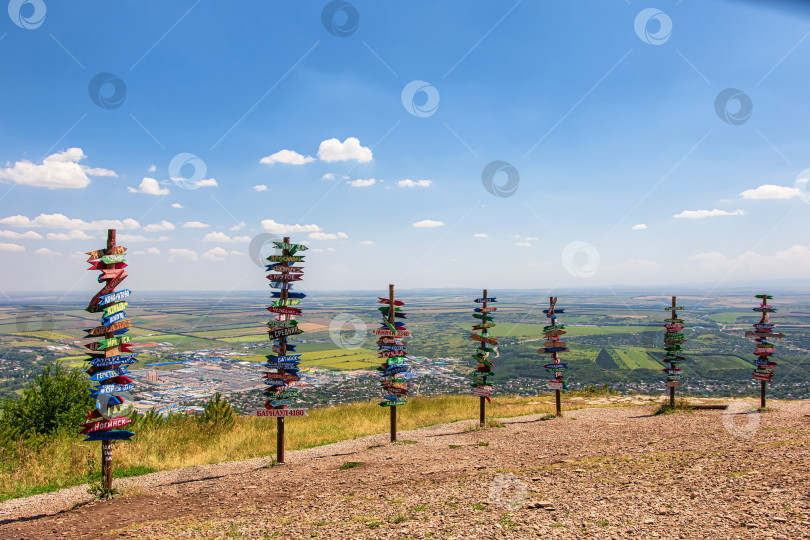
80, 416, 132, 434
267, 274, 303, 281
256, 408, 308, 417
371, 329, 411, 337
753, 372, 773, 382
266, 306, 302, 315
378, 297, 404, 306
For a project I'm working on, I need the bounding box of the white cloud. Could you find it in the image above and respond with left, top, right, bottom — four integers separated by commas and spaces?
317, 137, 372, 163
516, 242, 532, 247
261, 219, 321, 234
253, 184, 268, 192
309, 232, 337, 240
327, 247, 335, 252
230, 250, 242, 255
146, 247, 160, 255
143, 220, 175, 232
398, 179, 432, 188
202, 232, 251, 243
361, 240, 374, 245
321, 173, 335, 180
183, 221, 208, 229
348, 178, 375, 187
412, 219, 445, 228
171, 203, 183, 209
260, 149, 314, 165
0, 243, 24, 252
0, 148, 116, 189
35, 247, 61, 256
0, 230, 42, 239
0, 214, 140, 231
197, 178, 218, 188
472, 233, 488, 238
128, 177, 169, 196
169, 248, 198, 262
631, 224, 648, 230
740, 184, 800, 200
148, 164, 157, 173
525, 236, 538, 241
337, 232, 348, 239
230, 221, 246, 231
46, 230, 93, 241
202, 246, 230, 261
673, 209, 745, 219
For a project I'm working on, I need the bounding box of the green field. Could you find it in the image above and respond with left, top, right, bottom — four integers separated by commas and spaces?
487, 323, 660, 338
707, 312, 752, 324
613, 347, 660, 370
298, 348, 379, 370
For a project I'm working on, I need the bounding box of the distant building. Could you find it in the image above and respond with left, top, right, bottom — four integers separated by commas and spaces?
147, 370, 159, 382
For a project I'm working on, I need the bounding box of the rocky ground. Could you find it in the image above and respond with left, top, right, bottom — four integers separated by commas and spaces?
2, 396, 810, 539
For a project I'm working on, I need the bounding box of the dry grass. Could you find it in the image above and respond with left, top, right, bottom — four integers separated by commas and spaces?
0, 393, 584, 501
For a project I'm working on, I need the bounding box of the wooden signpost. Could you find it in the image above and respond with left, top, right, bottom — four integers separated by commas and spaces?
747, 294, 783, 409
259, 237, 308, 463
469, 290, 499, 427
539, 297, 567, 416
82, 229, 137, 492
662, 296, 686, 407
377, 285, 410, 442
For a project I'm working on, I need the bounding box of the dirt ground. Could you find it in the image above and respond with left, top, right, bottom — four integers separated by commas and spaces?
2, 398, 809, 539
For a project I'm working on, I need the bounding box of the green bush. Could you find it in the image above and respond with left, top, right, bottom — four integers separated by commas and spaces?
199, 392, 235, 430
0, 362, 93, 442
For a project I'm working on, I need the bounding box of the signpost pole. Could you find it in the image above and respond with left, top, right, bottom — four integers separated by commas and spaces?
480, 289, 488, 427
101, 229, 116, 491
552, 298, 562, 417
389, 283, 397, 443
760, 294, 767, 409
670, 297, 677, 408
276, 236, 290, 464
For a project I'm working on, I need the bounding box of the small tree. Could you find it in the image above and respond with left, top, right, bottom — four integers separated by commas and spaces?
0, 362, 94, 440
199, 392, 235, 430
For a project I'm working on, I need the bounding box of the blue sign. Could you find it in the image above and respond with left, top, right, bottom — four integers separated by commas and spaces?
543, 363, 567, 370
102, 311, 126, 326
98, 289, 131, 306
84, 430, 134, 442
378, 345, 407, 351
263, 379, 287, 386
271, 291, 306, 299
89, 354, 139, 367
383, 365, 409, 376
269, 399, 292, 407
90, 367, 128, 382
265, 362, 300, 371
267, 354, 301, 363
90, 383, 134, 396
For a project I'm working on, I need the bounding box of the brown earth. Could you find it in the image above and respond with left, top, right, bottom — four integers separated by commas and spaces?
2, 399, 810, 539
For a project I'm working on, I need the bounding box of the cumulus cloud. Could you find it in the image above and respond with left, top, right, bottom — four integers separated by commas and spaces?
632, 224, 648, 230
361, 240, 374, 245
398, 179, 432, 188
348, 178, 375, 187
0, 213, 140, 230
171, 203, 183, 209
260, 149, 314, 165
230, 221, 246, 231
317, 137, 372, 163
132, 247, 161, 255
143, 220, 175, 232
0, 243, 24, 252
0, 230, 42, 239
46, 230, 93, 241
739, 184, 800, 200
128, 177, 169, 196
673, 209, 745, 219
321, 173, 335, 180
412, 219, 445, 228
309, 232, 337, 240
169, 248, 198, 262
202, 231, 249, 243
197, 178, 218, 187
0, 148, 116, 189
253, 184, 268, 192
516, 242, 532, 247
337, 232, 348, 239
261, 219, 321, 234
472, 233, 488, 238
183, 221, 209, 228
35, 247, 61, 256
202, 246, 230, 261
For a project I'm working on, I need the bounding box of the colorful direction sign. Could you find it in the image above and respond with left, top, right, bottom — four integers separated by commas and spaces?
538, 296, 569, 415
470, 290, 499, 412
377, 286, 410, 408
260, 237, 308, 424
748, 294, 784, 406
662, 297, 685, 398
82, 230, 137, 493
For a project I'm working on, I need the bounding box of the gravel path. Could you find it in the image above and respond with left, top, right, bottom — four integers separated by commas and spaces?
2, 398, 809, 539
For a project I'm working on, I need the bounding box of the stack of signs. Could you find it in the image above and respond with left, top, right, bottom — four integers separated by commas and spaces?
260, 240, 308, 417
746, 294, 783, 384
662, 298, 686, 388
376, 294, 410, 407
82, 231, 136, 442
470, 294, 498, 403
539, 297, 568, 391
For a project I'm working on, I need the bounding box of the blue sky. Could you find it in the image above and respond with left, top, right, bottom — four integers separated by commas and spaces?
1, 0, 809, 294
